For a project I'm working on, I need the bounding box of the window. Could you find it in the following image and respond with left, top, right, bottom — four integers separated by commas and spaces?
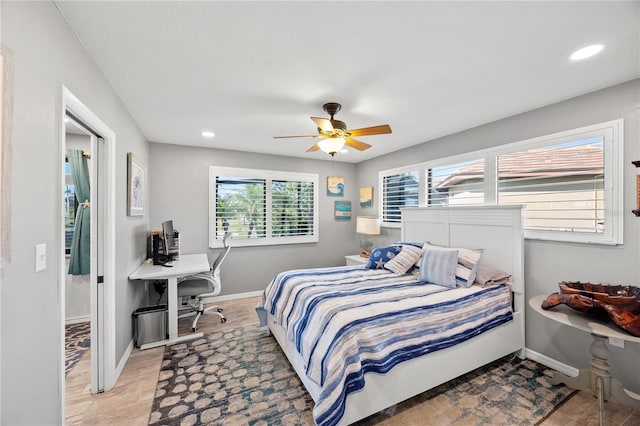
498, 137, 604, 234
378, 119, 623, 244
209, 167, 318, 247
381, 170, 419, 223
495, 120, 622, 244
427, 159, 485, 206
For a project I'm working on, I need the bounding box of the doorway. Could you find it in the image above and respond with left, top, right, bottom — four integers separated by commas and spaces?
60, 87, 117, 423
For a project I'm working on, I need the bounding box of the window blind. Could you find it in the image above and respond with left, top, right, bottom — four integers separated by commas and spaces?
271, 180, 315, 237
427, 159, 485, 206
382, 171, 419, 223
497, 137, 605, 234
215, 176, 266, 239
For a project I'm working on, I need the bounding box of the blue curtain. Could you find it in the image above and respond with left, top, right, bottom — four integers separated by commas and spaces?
67, 149, 91, 275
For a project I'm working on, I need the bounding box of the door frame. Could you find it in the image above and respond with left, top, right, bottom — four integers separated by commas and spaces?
59, 86, 116, 413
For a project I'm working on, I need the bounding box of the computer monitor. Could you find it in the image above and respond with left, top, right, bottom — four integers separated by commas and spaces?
164, 219, 183, 261
162, 220, 175, 256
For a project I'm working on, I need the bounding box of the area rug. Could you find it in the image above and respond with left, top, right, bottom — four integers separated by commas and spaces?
65, 321, 91, 375
148, 324, 575, 425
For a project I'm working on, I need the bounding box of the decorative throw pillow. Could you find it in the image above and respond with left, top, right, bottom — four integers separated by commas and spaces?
474, 265, 511, 287
365, 245, 401, 269
455, 247, 484, 288
384, 244, 423, 275
393, 241, 427, 269
418, 245, 459, 288
423, 243, 483, 288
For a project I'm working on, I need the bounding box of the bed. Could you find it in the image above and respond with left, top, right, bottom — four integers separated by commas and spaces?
256, 206, 525, 426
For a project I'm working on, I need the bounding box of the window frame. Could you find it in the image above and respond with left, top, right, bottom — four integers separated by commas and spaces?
378, 119, 624, 245
209, 166, 319, 248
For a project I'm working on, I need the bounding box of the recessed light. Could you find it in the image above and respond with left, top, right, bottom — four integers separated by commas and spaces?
340, 149, 348, 154
570, 44, 604, 61
202, 130, 215, 138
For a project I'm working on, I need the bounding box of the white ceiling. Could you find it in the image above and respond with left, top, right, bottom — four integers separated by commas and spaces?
54, 1, 640, 163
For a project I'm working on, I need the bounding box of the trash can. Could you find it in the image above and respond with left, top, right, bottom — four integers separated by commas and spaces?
132, 305, 167, 347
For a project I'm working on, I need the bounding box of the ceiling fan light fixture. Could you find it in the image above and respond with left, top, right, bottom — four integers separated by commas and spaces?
318, 137, 346, 156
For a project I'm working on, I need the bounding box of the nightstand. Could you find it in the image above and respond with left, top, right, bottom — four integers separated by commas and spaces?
345, 254, 368, 266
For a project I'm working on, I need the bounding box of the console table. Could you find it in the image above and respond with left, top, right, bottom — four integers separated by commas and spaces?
529, 294, 640, 425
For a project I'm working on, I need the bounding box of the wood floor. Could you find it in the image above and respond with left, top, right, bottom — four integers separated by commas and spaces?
65, 297, 640, 425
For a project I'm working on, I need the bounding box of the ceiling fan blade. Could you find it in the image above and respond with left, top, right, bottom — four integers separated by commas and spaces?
345, 137, 371, 151
311, 117, 334, 133
348, 124, 392, 137
273, 134, 320, 139
306, 144, 320, 152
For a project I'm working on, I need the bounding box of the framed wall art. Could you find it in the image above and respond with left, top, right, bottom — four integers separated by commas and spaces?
327, 176, 344, 196
127, 152, 145, 216
334, 200, 352, 221
359, 186, 373, 208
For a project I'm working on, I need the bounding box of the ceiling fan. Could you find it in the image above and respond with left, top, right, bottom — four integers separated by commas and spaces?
274, 102, 392, 156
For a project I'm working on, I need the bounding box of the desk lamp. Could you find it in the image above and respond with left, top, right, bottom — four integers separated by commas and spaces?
357, 216, 381, 257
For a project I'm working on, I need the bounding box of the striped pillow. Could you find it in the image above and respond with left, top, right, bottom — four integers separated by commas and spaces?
455, 247, 484, 288
383, 244, 422, 275
418, 246, 459, 288
423, 243, 484, 288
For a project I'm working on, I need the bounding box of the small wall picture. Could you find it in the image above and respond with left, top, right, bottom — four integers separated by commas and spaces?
334, 200, 352, 221
127, 152, 145, 216
360, 186, 373, 208
327, 176, 345, 196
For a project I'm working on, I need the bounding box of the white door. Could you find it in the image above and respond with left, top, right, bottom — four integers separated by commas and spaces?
61, 87, 117, 424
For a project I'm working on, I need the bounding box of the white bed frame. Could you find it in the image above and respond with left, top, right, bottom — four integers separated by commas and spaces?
266, 206, 525, 425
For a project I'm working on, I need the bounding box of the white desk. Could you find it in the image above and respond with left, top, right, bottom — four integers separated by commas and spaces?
530, 294, 640, 425
129, 253, 210, 349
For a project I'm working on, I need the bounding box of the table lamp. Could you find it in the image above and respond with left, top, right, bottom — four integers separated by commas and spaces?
357, 216, 381, 257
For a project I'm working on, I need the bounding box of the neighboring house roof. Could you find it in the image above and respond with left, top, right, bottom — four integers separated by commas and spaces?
434, 145, 604, 188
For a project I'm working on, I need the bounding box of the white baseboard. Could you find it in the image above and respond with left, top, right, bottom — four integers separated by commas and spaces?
115, 339, 134, 384
525, 348, 580, 377
65, 315, 90, 325
202, 290, 263, 304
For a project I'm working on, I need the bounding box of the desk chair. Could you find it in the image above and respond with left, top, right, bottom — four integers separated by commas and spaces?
177, 233, 231, 331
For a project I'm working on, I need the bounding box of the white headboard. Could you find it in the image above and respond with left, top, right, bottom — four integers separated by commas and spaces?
401, 206, 524, 310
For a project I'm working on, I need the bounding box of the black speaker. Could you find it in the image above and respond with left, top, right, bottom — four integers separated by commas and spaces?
152, 233, 161, 265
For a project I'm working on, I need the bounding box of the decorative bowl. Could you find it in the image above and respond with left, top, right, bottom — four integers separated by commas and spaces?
542, 281, 640, 337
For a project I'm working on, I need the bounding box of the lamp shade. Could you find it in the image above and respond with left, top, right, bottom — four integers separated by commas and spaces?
356, 216, 381, 235
317, 137, 346, 156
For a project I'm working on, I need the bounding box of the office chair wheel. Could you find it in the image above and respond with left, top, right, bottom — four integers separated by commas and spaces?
216, 307, 223, 313
221, 317, 227, 323
192, 326, 197, 332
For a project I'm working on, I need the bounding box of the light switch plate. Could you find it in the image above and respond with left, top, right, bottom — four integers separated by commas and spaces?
35, 243, 46, 272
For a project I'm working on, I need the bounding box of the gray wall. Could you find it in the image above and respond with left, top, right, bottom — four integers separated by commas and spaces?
356, 79, 640, 392
148, 143, 359, 295
1, 3, 149, 424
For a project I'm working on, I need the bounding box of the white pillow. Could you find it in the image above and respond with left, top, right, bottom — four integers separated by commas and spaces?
383, 245, 422, 275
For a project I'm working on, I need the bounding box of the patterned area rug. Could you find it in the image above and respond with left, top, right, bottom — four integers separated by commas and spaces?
148, 324, 575, 425
65, 321, 91, 375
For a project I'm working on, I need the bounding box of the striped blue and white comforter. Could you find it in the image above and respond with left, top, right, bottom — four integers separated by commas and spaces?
258, 265, 513, 426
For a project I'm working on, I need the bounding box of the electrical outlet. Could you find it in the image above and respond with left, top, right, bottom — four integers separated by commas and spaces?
609, 336, 624, 348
